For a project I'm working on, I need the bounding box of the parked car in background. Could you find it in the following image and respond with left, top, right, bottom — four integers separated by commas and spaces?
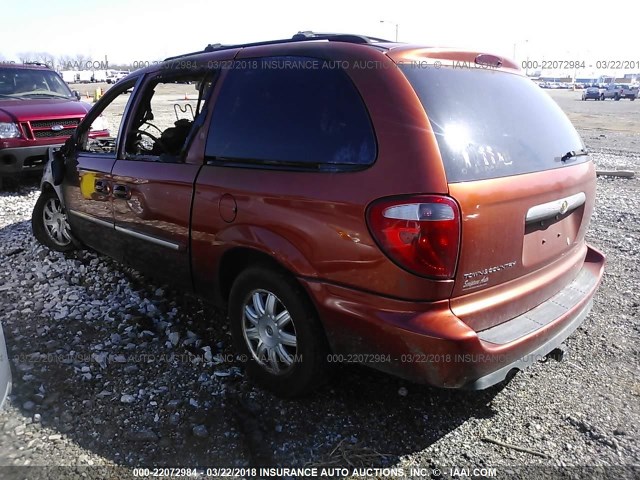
621, 85, 638, 100
106, 70, 130, 84
0, 63, 109, 189
0, 321, 10, 409
601, 83, 638, 101
33, 32, 605, 396
582, 86, 600, 100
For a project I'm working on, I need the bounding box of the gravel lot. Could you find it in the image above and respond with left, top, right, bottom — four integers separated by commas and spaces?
0, 89, 638, 479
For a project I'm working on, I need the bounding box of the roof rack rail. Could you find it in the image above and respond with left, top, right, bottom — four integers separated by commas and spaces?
164, 31, 393, 61
23, 61, 51, 68
291, 31, 392, 43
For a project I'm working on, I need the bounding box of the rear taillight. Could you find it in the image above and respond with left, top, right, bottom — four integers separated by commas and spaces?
367, 195, 461, 279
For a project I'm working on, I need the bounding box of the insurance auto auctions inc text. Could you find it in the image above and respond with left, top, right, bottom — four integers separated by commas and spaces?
253, 466, 497, 477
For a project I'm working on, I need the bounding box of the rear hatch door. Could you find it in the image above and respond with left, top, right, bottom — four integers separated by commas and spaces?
399, 63, 596, 330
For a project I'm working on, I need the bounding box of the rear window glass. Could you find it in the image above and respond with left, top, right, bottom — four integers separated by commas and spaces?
399, 65, 586, 182
205, 56, 376, 170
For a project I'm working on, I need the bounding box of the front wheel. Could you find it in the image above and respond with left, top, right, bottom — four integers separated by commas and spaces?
228, 266, 330, 397
32, 189, 75, 252
600, 94, 605, 100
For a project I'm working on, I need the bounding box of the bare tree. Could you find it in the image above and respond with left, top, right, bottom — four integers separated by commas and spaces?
18, 52, 32, 64
17, 51, 56, 67
74, 54, 89, 70
57, 55, 74, 71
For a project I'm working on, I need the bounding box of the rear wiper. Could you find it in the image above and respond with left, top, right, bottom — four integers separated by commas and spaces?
559, 149, 589, 162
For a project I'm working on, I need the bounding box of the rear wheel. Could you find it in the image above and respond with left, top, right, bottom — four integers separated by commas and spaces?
615, 94, 620, 101
228, 266, 330, 397
32, 189, 75, 252
600, 94, 605, 100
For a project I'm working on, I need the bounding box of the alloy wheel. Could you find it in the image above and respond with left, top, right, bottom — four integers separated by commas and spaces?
42, 197, 71, 247
241, 289, 298, 375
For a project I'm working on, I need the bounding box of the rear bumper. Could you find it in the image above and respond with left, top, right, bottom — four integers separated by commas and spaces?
0, 145, 61, 176
303, 244, 605, 389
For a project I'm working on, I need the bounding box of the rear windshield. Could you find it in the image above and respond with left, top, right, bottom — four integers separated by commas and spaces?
399, 65, 586, 183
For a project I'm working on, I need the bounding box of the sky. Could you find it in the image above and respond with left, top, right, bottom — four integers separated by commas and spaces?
0, 0, 638, 74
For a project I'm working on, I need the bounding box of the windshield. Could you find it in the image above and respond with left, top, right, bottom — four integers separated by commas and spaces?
399, 65, 586, 182
0, 67, 73, 99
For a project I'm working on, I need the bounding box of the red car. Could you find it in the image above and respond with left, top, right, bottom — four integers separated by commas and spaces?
32, 32, 605, 396
0, 63, 106, 189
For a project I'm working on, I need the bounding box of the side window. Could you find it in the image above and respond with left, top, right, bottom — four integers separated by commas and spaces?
79, 79, 137, 154
123, 71, 213, 163
205, 56, 376, 169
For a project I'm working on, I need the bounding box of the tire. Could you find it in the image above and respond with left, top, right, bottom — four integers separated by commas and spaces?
631, 97, 635, 101
601, 94, 605, 100
228, 266, 330, 397
615, 94, 620, 101
32, 189, 75, 252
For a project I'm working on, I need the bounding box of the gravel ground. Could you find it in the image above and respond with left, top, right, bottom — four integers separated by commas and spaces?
0, 90, 638, 480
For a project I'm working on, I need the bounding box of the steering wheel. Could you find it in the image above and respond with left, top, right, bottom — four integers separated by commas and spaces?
135, 130, 167, 154
142, 122, 163, 136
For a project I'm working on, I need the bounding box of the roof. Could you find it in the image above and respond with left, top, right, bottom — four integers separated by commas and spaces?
157, 30, 520, 75
0, 62, 52, 70
164, 31, 396, 61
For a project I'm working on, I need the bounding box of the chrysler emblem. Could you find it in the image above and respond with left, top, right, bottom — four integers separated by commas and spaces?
51, 125, 64, 132
559, 200, 569, 215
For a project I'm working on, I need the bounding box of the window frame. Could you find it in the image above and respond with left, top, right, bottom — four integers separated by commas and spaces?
76, 75, 143, 157
121, 67, 219, 164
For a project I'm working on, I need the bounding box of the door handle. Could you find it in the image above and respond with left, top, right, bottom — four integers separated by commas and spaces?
94, 179, 109, 193
112, 184, 130, 199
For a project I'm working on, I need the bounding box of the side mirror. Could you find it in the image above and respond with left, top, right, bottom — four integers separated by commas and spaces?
73, 90, 81, 100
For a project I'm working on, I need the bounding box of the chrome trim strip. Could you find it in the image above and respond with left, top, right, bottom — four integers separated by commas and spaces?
68, 210, 113, 229
114, 225, 181, 251
525, 192, 586, 223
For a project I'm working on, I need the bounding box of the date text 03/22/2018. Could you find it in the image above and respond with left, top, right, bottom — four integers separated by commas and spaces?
521, 60, 640, 70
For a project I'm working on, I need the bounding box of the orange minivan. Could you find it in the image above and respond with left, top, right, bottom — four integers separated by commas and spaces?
33, 32, 605, 396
